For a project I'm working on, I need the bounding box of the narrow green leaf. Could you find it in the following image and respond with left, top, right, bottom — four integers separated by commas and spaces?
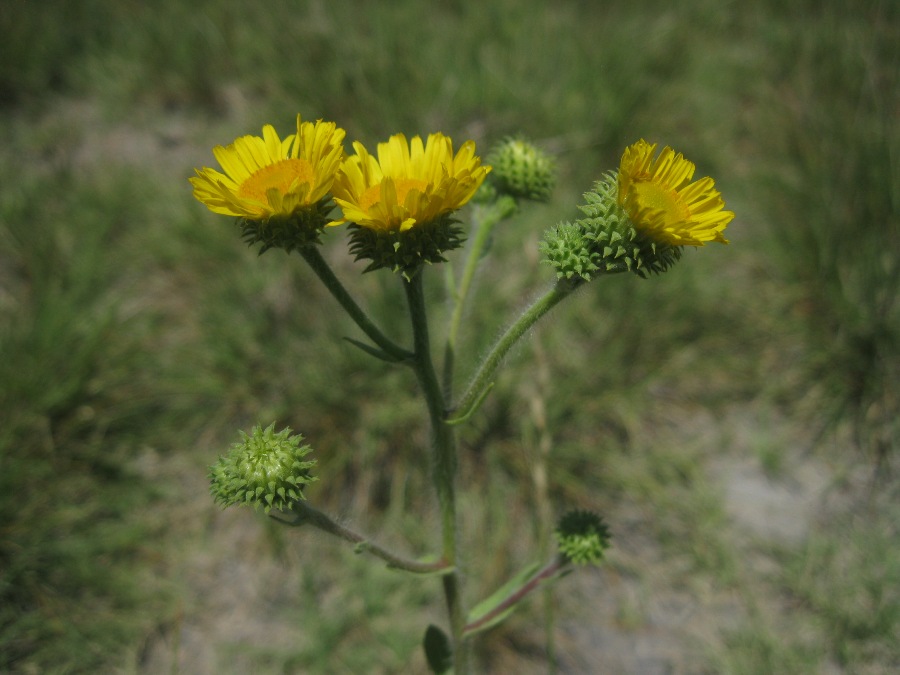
465, 561, 542, 635
342, 337, 405, 363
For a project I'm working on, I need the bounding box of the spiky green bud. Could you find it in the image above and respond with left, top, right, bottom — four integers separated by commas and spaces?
239, 198, 333, 254
555, 510, 611, 566
347, 214, 465, 280
209, 423, 317, 513
487, 138, 557, 202
539, 222, 602, 281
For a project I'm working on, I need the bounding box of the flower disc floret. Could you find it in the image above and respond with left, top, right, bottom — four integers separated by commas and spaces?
209, 423, 317, 513
190, 115, 346, 251
617, 139, 733, 247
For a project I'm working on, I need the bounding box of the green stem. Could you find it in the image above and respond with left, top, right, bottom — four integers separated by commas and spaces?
299, 246, 412, 361
443, 197, 517, 396
451, 277, 581, 421
403, 272, 468, 673
272, 501, 453, 575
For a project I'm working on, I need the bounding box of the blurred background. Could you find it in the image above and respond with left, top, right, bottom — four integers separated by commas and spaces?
1, 0, 897, 672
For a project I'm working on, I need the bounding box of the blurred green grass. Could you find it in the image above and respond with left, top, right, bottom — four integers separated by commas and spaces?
1, 0, 898, 672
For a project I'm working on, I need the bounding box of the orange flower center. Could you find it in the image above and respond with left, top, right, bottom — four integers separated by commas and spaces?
238, 158, 315, 203
359, 178, 429, 211
629, 181, 690, 226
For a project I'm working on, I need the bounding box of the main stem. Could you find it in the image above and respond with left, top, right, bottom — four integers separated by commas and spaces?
403, 272, 468, 673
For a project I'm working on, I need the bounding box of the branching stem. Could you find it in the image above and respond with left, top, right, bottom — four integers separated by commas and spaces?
272, 502, 452, 575
299, 246, 413, 361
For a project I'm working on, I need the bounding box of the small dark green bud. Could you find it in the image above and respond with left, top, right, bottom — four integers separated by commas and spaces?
209, 423, 318, 513
487, 138, 557, 202
555, 510, 611, 566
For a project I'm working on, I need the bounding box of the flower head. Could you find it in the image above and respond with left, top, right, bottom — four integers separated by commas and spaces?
209, 423, 317, 514
542, 140, 733, 280
190, 115, 345, 251
329, 133, 490, 276
331, 132, 490, 232
617, 139, 733, 247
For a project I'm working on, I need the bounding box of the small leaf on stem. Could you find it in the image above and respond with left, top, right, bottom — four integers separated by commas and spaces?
423, 624, 453, 674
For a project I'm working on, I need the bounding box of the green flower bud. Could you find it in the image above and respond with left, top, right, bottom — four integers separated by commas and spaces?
238, 197, 334, 254
209, 423, 318, 513
539, 221, 601, 281
347, 214, 465, 280
555, 510, 611, 566
487, 138, 557, 202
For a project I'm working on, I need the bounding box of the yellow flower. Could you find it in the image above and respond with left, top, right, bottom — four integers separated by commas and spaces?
190, 115, 345, 221
329, 132, 491, 232
617, 139, 733, 247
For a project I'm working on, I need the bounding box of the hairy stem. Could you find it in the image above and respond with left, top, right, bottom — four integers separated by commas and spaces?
272, 502, 452, 575
404, 272, 468, 673
443, 197, 517, 396
452, 277, 581, 421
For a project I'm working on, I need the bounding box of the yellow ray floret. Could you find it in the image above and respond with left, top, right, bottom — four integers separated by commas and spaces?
617, 139, 734, 246
329, 132, 491, 232
191, 115, 346, 220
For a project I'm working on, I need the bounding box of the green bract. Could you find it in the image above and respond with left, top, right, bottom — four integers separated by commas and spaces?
539, 221, 601, 281
347, 214, 465, 280
554, 510, 611, 566
238, 197, 334, 254
209, 423, 318, 513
